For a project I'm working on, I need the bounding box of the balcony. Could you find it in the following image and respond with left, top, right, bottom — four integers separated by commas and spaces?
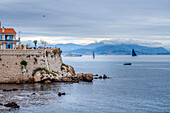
0, 40, 20, 42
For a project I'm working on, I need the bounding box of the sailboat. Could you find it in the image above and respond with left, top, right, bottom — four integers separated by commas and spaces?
123, 49, 137, 65
132, 49, 137, 57
93, 52, 95, 59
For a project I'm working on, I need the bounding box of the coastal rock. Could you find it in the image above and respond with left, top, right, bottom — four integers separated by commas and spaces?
4, 102, 20, 109
58, 92, 65, 96
0, 103, 3, 106
94, 74, 98, 76
3, 89, 18, 92
99, 76, 102, 79
58, 92, 62, 96
103, 74, 107, 79
77, 73, 93, 82
44, 80, 51, 84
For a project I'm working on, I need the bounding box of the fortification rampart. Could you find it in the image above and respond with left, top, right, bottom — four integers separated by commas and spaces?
0, 48, 63, 83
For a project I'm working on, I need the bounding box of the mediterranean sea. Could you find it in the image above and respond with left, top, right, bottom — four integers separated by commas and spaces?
0, 55, 170, 113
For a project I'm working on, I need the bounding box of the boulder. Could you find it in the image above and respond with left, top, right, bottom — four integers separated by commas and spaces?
77, 73, 93, 82
103, 74, 107, 79
58, 92, 65, 96
44, 80, 51, 84
58, 92, 62, 96
99, 76, 102, 79
4, 102, 20, 109
94, 74, 98, 76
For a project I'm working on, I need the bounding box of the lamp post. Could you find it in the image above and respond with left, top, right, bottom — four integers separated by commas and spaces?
18, 31, 21, 45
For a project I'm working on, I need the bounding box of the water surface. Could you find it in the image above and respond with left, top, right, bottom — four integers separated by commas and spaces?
0, 55, 170, 113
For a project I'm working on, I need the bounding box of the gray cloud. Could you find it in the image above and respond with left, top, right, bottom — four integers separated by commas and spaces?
0, 0, 170, 48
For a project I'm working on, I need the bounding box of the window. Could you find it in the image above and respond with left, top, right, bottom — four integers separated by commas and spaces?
5, 35, 13, 41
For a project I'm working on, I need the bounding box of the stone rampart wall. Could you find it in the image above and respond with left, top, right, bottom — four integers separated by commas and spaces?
0, 48, 62, 83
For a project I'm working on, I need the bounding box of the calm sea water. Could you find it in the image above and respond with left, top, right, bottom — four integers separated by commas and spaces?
1, 55, 170, 113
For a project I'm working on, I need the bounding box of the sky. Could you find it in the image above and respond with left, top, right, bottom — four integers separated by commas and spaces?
0, 0, 170, 49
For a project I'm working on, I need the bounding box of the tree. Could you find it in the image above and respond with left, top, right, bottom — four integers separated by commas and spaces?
33, 40, 38, 48
40, 39, 48, 48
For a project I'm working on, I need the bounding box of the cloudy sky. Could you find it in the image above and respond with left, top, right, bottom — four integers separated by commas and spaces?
0, 0, 170, 48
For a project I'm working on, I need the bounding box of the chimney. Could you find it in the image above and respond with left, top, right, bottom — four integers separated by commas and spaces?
2, 26, 4, 32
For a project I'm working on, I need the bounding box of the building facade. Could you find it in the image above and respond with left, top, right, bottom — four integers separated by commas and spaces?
0, 26, 20, 49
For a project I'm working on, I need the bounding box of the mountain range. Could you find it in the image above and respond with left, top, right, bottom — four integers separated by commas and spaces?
47, 42, 170, 55
22, 41, 170, 55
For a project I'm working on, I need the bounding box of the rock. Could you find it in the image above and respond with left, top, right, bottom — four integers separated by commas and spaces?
0, 103, 3, 106
2, 89, 18, 92
94, 77, 98, 79
58, 92, 65, 96
12, 89, 18, 91
94, 74, 98, 76
4, 102, 20, 109
99, 76, 102, 79
44, 80, 51, 84
62, 93, 65, 95
103, 74, 107, 79
58, 92, 62, 96
32, 93, 36, 95
77, 73, 93, 82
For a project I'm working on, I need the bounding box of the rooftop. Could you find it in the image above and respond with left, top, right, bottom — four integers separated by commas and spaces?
0, 28, 16, 34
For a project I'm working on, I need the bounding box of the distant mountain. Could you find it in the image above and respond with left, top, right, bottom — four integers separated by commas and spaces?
47, 43, 83, 51
22, 41, 170, 55
93, 44, 169, 55
63, 44, 169, 55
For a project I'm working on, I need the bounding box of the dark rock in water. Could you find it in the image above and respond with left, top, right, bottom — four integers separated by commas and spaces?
94, 74, 98, 76
58, 92, 62, 96
58, 92, 65, 96
99, 76, 102, 79
32, 93, 36, 95
12, 89, 18, 91
0, 103, 3, 106
123, 63, 132, 65
103, 74, 107, 79
94, 77, 98, 79
3, 89, 18, 92
4, 102, 20, 109
62, 93, 65, 95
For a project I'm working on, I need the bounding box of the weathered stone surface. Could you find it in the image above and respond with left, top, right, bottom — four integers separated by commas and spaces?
0, 49, 62, 83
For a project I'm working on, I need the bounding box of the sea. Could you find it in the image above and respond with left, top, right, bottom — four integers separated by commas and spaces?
0, 55, 170, 113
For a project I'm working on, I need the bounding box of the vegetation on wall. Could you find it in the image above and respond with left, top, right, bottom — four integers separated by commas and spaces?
20, 60, 27, 67
61, 63, 69, 70
32, 67, 57, 77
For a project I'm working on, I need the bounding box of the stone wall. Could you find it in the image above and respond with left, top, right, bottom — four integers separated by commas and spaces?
0, 48, 62, 83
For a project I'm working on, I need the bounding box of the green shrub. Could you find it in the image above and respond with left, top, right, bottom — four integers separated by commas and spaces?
32, 67, 50, 76
20, 60, 27, 67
